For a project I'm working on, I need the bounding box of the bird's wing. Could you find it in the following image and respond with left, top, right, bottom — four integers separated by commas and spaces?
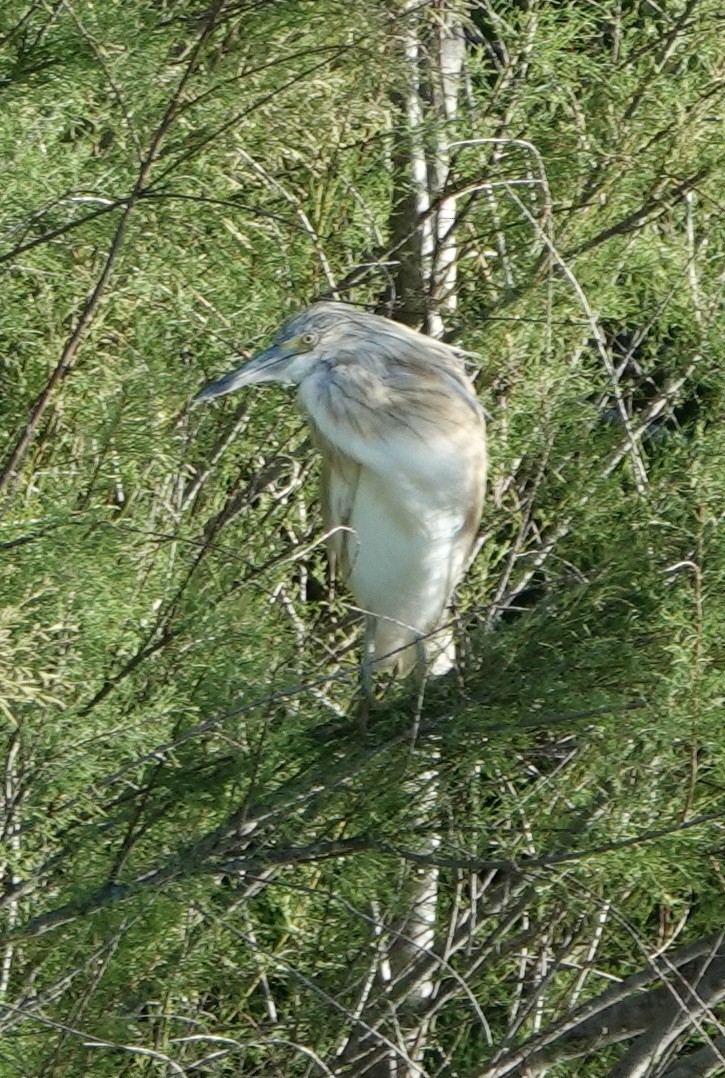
310, 421, 361, 584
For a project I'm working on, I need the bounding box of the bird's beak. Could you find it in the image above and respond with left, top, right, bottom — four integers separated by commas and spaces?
194, 342, 295, 402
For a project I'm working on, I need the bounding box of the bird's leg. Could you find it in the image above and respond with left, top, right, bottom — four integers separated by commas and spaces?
411, 636, 429, 746
414, 635, 428, 681
356, 615, 376, 733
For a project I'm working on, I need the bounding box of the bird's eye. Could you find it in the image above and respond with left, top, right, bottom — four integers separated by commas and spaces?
300, 332, 315, 347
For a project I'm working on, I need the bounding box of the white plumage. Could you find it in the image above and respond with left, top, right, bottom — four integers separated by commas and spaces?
196, 302, 487, 682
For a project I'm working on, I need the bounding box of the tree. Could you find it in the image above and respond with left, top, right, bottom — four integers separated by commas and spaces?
0, 0, 723, 1074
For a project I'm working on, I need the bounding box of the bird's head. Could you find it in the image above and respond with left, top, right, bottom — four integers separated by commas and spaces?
194, 303, 353, 402
194, 302, 482, 422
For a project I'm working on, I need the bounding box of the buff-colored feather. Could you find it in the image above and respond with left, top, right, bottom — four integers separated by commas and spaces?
196, 302, 487, 680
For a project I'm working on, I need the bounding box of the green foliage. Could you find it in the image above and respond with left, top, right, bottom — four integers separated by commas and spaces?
0, 0, 723, 1073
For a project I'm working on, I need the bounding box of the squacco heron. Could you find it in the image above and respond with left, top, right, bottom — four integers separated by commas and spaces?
195, 302, 487, 696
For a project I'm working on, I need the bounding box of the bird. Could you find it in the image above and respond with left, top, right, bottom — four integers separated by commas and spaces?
195, 302, 487, 704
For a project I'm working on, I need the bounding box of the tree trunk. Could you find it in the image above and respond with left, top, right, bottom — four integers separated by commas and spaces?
383, 0, 466, 338
336, 5, 468, 1074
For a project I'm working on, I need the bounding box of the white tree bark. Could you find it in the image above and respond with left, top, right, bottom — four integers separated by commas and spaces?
387, 0, 466, 339
335, 4, 470, 1075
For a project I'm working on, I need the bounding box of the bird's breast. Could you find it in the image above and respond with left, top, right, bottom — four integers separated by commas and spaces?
298, 367, 484, 506
342, 467, 466, 632
299, 362, 486, 637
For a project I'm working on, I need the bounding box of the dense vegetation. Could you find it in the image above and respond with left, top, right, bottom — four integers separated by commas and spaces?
0, 1, 723, 1074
